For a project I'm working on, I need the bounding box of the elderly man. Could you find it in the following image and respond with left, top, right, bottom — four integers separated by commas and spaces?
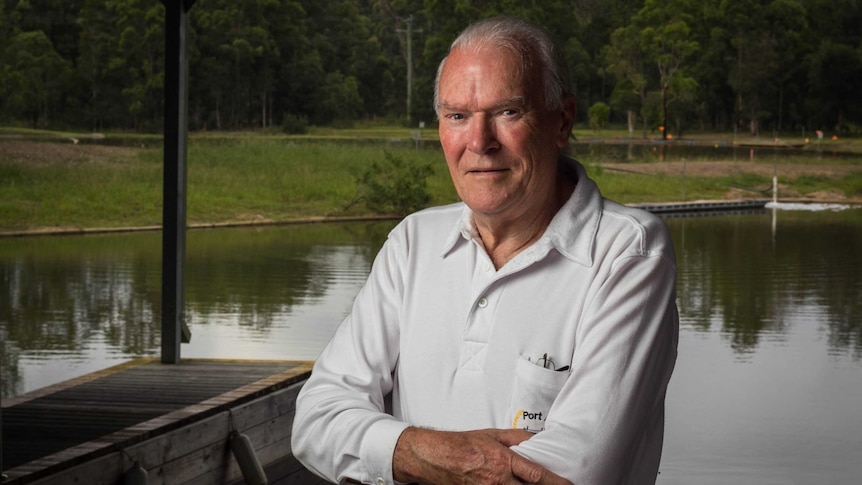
292, 16, 678, 485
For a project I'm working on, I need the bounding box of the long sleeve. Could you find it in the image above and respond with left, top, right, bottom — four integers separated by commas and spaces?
291, 177, 680, 485
292, 235, 410, 484
512, 218, 679, 485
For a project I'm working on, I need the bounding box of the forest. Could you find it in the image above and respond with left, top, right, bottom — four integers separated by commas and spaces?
1, 0, 861, 137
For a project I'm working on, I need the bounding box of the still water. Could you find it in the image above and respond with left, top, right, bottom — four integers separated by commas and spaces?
2, 207, 861, 483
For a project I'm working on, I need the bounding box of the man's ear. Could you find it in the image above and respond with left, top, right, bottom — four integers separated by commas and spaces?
556, 95, 577, 148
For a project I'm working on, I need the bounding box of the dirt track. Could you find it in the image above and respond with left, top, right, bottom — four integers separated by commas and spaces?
603, 160, 859, 179
602, 161, 861, 202
0, 140, 141, 165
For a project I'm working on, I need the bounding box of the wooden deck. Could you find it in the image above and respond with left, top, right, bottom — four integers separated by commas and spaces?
1, 358, 319, 484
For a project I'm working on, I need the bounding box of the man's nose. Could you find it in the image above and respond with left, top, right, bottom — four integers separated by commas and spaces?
467, 115, 500, 154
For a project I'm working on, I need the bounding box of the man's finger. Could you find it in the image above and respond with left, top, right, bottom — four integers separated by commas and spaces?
481, 428, 536, 447
511, 455, 572, 485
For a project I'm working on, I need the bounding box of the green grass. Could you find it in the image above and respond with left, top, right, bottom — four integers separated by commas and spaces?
0, 138, 457, 231
1, 131, 860, 233
181, 139, 456, 221
0, 149, 162, 229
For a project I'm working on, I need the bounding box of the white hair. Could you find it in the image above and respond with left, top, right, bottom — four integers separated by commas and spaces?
433, 16, 572, 113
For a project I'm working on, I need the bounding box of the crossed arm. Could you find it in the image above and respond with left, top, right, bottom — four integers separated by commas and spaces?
292, 217, 678, 485
393, 427, 572, 485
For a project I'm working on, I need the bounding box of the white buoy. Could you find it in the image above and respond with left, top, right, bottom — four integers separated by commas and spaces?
230, 431, 268, 485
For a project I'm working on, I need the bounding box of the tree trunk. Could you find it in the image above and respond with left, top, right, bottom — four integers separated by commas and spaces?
662, 85, 669, 140
261, 91, 267, 128
627, 109, 635, 137
777, 83, 784, 133
216, 95, 222, 130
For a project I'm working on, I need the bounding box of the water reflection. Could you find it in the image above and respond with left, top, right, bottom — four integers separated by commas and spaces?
3, 210, 860, 396
659, 208, 862, 484
0, 222, 395, 398
670, 210, 862, 360
2, 209, 862, 482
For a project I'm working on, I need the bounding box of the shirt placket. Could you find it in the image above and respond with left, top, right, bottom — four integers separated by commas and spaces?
458, 247, 499, 371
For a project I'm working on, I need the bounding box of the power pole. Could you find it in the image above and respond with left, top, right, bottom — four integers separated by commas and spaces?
396, 15, 421, 124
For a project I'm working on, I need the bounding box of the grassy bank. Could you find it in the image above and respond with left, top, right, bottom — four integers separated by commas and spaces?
1, 131, 861, 233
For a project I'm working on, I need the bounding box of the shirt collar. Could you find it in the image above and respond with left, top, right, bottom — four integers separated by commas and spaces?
440, 157, 602, 267
440, 204, 475, 257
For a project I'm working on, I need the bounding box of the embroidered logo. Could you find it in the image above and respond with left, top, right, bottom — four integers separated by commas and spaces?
511, 408, 545, 432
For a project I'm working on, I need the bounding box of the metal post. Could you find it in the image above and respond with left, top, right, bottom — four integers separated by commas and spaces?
2, 391, 5, 481
161, 0, 195, 363
405, 17, 413, 124
397, 16, 421, 124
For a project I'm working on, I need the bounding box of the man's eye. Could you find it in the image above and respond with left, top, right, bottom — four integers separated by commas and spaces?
449, 113, 464, 121
502, 109, 519, 117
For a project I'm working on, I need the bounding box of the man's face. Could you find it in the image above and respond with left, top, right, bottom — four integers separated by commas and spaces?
436, 45, 573, 221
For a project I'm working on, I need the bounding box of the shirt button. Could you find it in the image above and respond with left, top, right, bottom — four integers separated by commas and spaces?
478, 298, 488, 308
376, 478, 385, 485
483, 262, 492, 272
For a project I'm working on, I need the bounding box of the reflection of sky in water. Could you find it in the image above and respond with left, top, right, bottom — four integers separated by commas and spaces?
3, 212, 861, 484
5, 242, 373, 394
16, 334, 144, 395
660, 304, 862, 484
183, 247, 368, 361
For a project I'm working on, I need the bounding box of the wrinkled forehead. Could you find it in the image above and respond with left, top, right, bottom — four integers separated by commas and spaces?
438, 45, 543, 107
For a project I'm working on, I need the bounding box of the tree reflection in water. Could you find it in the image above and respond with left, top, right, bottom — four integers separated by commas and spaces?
0, 221, 394, 398
1, 210, 860, 399
669, 209, 861, 361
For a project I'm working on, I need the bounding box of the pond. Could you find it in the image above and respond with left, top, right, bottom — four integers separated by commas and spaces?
1, 206, 861, 483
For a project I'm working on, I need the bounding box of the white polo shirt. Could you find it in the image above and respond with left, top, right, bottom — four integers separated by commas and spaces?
292, 159, 679, 485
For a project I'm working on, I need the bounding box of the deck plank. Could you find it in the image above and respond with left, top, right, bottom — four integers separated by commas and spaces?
2, 358, 311, 482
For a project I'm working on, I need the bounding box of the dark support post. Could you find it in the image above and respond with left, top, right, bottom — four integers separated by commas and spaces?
161, 0, 195, 363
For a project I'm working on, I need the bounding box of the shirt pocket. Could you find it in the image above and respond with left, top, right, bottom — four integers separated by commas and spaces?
506, 356, 569, 432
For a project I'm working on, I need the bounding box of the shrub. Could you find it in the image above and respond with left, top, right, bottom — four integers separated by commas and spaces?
588, 102, 611, 131
281, 113, 309, 134
350, 151, 434, 215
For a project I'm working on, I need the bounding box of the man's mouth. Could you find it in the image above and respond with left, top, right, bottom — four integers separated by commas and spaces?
468, 168, 507, 174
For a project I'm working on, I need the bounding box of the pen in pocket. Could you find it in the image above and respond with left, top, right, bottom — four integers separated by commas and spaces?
531, 353, 569, 371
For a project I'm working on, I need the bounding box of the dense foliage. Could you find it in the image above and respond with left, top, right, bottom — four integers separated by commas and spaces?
1, 0, 860, 135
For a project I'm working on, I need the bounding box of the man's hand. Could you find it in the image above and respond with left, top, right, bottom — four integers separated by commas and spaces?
392, 427, 572, 485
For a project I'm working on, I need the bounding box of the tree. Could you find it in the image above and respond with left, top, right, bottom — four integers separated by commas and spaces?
719, 0, 790, 135
603, 23, 650, 137
609, 80, 641, 136
78, 0, 128, 130
0, 0, 858, 133
113, 0, 166, 130
802, 0, 862, 130
588, 101, 611, 131
805, 41, 862, 131
689, 0, 735, 131
191, 0, 280, 129
0, 2, 11, 114
765, 0, 809, 133
3, 30, 70, 127
315, 71, 363, 125
635, 0, 699, 139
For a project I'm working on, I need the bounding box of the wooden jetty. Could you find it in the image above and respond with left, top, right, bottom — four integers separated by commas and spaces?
0, 5, 318, 484
1, 358, 320, 484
